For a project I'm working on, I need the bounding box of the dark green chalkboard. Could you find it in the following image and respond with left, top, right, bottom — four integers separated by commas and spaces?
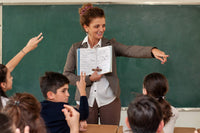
3, 5, 200, 107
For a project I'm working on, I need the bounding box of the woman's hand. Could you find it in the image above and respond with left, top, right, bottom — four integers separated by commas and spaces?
89, 71, 103, 82
22, 33, 43, 54
151, 48, 169, 64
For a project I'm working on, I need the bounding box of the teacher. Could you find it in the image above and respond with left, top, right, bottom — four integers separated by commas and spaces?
63, 3, 169, 125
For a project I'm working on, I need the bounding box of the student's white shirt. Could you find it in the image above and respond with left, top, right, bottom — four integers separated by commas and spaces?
163, 106, 179, 133
1, 96, 9, 107
76, 35, 116, 107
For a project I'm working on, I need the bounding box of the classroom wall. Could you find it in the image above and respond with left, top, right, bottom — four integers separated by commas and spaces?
1, 0, 200, 129
1, 0, 200, 5
120, 108, 200, 129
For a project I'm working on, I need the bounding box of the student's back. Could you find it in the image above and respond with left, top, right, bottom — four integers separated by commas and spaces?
126, 95, 164, 133
143, 72, 179, 133
3, 93, 46, 133
40, 100, 70, 133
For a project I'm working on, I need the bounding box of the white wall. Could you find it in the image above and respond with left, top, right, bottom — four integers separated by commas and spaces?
120, 108, 200, 129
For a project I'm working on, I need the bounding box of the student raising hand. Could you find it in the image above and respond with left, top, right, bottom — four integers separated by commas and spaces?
76, 72, 86, 96
62, 105, 80, 133
6, 33, 43, 72
22, 33, 43, 54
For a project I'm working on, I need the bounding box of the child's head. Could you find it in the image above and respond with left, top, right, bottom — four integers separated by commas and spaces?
126, 95, 164, 133
143, 72, 172, 125
0, 64, 13, 110
3, 93, 46, 133
0, 64, 13, 93
0, 113, 15, 133
40, 72, 70, 103
143, 72, 168, 99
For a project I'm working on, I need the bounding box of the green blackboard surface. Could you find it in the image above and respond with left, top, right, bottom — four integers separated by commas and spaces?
3, 5, 200, 107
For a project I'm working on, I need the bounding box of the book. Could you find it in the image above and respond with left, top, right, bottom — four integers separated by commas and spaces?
77, 46, 112, 76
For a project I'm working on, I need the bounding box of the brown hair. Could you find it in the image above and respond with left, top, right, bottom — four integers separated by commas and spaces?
79, 3, 105, 29
3, 93, 46, 133
0, 64, 8, 110
0, 113, 15, 133
143, 72, 173, 125
40, 71, 69, 99
127, 95, 162, 133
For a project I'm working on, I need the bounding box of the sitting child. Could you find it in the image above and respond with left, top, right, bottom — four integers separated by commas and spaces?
3, 93, 46, 133
126, 95, 164, 133
40, 72, 89, 133
0, 33, 43, 111
0, 112, 30, 133
143, 72, 179, 133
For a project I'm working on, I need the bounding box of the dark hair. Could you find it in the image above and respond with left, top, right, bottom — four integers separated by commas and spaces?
127, 95, 163, 133
0, 113, 14, 133
143, 72, 172, 125
0, 64, 8, 110
3, 93, 46, 133
79, 3, 105, 29
40, 72, 69, 99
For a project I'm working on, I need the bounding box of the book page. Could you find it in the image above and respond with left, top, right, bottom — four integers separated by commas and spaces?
77, 46, 112, 76
96, 46, 112, 74
77, 48, 97, 75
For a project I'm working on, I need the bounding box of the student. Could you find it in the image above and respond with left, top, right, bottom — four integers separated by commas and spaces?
40, 72, 89, 133
3, 93, 46, 133
0, 113, 30, 133
62, 105, 80, 133
143, 72, 179, 133
0, 33, 43, 110
63, 3, 169, 125
125, 95, 164, 133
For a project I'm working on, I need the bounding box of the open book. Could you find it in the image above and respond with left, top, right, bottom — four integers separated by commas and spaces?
77, 46, 112, 76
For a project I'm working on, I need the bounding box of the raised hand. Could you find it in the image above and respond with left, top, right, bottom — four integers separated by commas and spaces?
76, 72, 86, 96
22, 33, 43, 54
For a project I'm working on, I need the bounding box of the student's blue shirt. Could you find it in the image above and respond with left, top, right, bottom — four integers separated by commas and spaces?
40, 96, 89, 133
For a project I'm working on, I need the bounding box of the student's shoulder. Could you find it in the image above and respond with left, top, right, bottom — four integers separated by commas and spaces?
41, 100, 68, 109
1, 96, 9, 107
171, 106, 179, 119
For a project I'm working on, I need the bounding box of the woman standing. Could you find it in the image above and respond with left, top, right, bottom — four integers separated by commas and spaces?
63, 3, 169, 125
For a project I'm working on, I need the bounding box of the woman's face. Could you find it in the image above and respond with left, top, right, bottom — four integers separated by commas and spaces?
84, 17, 106, 43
